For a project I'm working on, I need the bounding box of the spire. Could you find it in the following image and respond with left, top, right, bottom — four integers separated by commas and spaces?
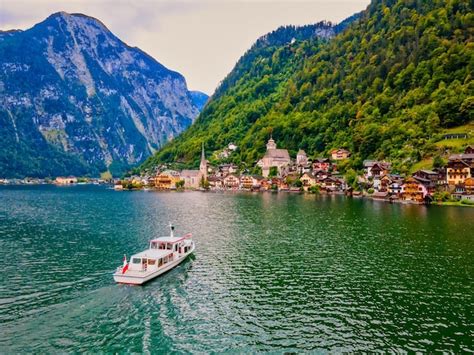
200, 142, 207, 179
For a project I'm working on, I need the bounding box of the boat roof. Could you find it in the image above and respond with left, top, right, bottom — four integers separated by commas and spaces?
150, 234, 191, 244
131, 249, 172, 259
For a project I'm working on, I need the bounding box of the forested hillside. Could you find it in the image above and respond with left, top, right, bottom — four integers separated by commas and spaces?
141, 0, 473, 174
140, 22, 340, 170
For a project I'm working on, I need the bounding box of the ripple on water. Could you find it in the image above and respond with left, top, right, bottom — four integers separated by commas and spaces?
0, 187, 473, 352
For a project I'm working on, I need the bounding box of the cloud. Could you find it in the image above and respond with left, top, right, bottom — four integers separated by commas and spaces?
0, 0, 370, 94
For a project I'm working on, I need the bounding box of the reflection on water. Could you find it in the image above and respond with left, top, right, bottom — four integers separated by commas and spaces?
0, 186, 473, 352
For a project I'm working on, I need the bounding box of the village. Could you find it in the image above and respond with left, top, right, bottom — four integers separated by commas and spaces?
113, 137, 474, 206
2, 137, 472, 206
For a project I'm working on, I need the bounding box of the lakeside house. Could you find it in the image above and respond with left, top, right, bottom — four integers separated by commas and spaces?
401, 177, 428, 203
300, 172, 317, 190
446, 159, 471, 186
223, 174, 240, 189
55, 176, 78, 184
153, 170, 181, 189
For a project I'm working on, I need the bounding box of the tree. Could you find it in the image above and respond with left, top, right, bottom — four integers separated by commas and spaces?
176, 180, 185, 189
269, 166, 278, 177
432, 155, 445, 169
199, 176, 210, 190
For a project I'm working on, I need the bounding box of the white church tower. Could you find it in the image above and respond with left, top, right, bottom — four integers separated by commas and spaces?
199, 142, 207, 180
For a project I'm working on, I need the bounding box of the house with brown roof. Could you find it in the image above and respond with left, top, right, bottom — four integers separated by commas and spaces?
300, 172, 317, 190
154, 170, 181, 190
446, 159, 471, 186
240, 175, 263, 190
208, 176, 224, 189
401, 177, 428, 203
312, 158, 332, 172
223, 174, 240, 189
363, 160, 391, 179
330, 148, 351, 161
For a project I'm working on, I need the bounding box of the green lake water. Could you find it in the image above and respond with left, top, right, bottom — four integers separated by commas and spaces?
0, 185, 473, 352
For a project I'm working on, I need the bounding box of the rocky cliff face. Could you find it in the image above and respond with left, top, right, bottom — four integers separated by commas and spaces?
0, 12, 207, 177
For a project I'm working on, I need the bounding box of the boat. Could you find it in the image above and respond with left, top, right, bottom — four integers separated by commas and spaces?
113, 224, 195, 285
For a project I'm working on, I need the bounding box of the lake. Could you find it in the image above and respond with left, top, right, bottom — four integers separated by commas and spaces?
0, 185, 473, 352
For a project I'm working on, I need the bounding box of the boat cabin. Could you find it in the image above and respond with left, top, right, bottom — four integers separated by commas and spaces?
127, 235, 192, 272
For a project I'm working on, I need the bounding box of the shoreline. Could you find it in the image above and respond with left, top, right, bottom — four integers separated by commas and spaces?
2, 183, 473, 208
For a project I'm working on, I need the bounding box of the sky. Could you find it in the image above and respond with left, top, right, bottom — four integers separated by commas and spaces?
0, 0, 370, 94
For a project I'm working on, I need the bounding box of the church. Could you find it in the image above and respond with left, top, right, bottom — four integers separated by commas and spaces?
181, 143, 208, 189
257, 137, 291, 177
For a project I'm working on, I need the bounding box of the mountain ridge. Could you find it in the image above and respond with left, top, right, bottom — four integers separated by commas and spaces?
0, 12, 207, 178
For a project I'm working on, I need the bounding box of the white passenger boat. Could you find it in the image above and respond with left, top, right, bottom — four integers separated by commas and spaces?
113, 225, 195, 285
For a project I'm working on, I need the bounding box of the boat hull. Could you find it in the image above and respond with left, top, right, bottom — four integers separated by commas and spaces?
113, 244, 195, 285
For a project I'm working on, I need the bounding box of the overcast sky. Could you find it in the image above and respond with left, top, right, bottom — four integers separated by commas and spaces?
1, 0, 370, 94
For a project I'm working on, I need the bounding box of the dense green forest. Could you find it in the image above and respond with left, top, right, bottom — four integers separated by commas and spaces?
140, 0, 473, 175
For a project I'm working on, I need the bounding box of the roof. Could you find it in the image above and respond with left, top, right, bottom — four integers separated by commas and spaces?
416, 170, 437, 175
160, 170, 179, 176
448, 159, 470, 167
363, 160, 391, 168
181, 170, 200, 177
449, 153, 474, 161
150, 235, 191, 244
331, 148, 350, 153
132, 249, 172, 259
264, 149, 290, 160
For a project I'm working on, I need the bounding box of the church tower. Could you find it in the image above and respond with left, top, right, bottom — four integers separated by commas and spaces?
266, 136, 277, 150
199, 142, 207, 179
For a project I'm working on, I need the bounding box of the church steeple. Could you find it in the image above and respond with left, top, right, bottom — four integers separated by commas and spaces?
266, 128, 276, 150
266, 137, 277, 150
199, 142, 207, 179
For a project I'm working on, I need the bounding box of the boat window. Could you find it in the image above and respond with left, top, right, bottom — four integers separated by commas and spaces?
163, 256, 168, 263
167, 244, 172, 250
158, 258, 163, 267
148, 259, 156, 265
132, 258, 141, 264
159, 244, 165, 250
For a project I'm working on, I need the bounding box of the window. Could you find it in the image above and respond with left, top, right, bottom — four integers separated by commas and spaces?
132, 258, 141, 264
148, 259, 156, 265
167, 244, 172, 250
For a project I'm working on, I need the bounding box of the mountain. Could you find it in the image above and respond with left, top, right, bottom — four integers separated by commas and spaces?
141, 0, 473, 175
189, 91, 209, 111
0, 12, 207, 178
